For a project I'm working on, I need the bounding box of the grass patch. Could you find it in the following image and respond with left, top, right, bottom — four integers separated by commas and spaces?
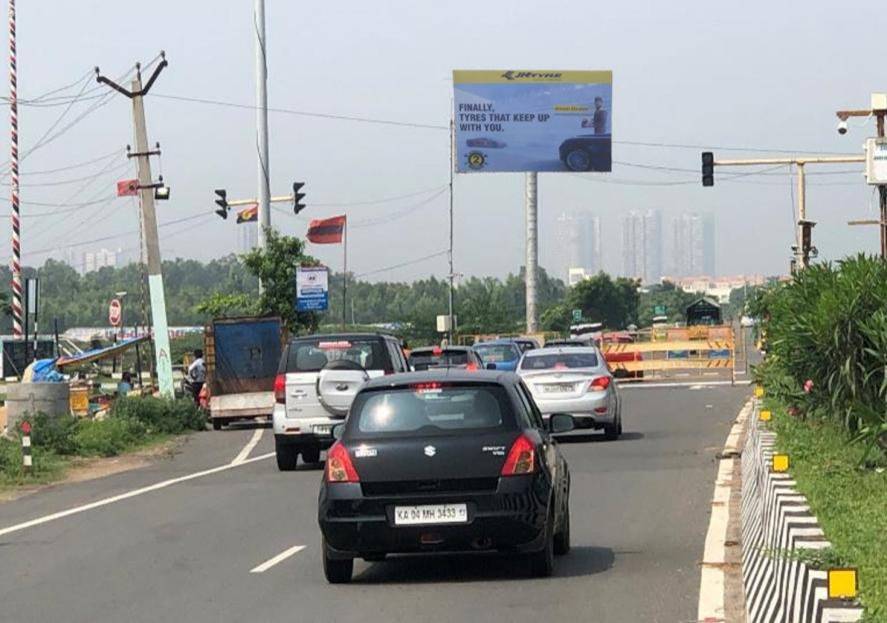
1, 397, 204, 491
768, 401, 887, 621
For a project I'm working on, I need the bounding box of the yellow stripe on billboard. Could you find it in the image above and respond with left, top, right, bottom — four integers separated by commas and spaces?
453, 70, 612, 84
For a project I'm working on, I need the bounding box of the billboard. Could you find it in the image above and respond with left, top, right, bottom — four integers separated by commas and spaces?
296, 266, 329, 312
453, 70, 612, 173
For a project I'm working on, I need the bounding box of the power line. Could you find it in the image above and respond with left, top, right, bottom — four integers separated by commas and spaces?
2, 159, 129, 187
354, 249, 449, 279
311, 185, 448, 207
151, 92, 448, 131
17, 149, 121, 176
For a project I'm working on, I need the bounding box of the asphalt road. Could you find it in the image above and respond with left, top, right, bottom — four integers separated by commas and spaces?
0, 384, 750, 623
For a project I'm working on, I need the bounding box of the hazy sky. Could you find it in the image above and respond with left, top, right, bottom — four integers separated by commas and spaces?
3, 0, 885, 283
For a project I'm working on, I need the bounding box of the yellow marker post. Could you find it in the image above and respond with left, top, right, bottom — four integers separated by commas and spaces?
771, 454, 790, 473
828, 568, 858, 600
754, 385, 764, 398
759, 409, 772, 422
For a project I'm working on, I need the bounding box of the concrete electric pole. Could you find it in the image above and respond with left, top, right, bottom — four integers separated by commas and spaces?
255, 0, 271, 251
96, 55, 175, 397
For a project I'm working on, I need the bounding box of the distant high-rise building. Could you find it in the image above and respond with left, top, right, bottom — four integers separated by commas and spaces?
82, 248, 118, 274
669, 212, 715, 277
559, 211, 602, 281
238, 222, 258, 253
622, 209, 662, 283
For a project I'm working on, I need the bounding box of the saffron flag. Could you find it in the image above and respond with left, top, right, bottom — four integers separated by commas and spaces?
116, 179, 139, 197
236, 204, 258, 224
306, 215, 346, 244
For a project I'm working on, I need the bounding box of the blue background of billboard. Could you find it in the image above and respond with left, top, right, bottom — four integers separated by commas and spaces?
454, 81, 611, 173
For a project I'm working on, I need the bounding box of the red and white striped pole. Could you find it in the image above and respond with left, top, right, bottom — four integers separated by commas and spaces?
8, 0, 22, 338
20, 419, 31, 471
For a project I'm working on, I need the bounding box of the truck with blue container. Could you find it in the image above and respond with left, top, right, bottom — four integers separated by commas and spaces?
205, 316, 284, 431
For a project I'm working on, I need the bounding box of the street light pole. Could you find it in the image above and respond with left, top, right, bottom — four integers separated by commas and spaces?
255, 0, 271, 255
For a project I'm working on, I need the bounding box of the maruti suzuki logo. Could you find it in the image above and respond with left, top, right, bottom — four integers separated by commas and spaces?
424, 445, 436, 457
500, 71, 563, 81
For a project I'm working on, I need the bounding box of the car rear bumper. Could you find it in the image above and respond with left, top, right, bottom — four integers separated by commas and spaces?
318, 475, 551, 557
272, 404, 340, 443
532, 394, 616, 426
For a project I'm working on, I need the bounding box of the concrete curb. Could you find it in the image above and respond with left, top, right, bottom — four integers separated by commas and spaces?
740, 401, 864, 623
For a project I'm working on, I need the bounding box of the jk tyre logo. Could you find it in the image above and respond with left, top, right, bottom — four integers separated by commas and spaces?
466, 151, 486, 170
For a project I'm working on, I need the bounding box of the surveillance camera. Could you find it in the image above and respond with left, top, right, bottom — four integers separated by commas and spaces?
837, 119, 848, 135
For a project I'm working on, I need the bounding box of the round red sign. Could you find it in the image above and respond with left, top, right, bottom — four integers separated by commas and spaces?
109, 298, 122, 327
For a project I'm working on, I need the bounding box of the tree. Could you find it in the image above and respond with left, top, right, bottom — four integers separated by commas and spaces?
637, 281, 701, 327
566, 273, 639, 329
240, 228, 319, 334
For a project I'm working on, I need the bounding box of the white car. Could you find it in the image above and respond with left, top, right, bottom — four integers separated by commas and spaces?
272, 333, 410, 470
517, 346, 623, 440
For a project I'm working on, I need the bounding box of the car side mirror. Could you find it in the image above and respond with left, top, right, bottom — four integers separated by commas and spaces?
332, 424, 345, 440
485, 362, 497, 370
549, 413, 575, 434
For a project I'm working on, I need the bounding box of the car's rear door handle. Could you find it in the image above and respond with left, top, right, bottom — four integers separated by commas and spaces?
291, 389, 307, 398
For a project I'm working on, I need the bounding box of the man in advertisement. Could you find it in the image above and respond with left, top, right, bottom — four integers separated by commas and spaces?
582, 97, 608, 134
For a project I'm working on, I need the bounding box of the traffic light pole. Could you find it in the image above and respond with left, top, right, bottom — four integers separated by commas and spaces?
96, 56, 175, 397
703, 154, 864, 271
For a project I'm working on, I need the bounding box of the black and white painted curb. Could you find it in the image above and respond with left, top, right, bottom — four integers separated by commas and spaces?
741, 403, 864, 623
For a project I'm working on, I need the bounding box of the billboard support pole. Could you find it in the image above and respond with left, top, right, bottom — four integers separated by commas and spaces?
525, 172, 538, 333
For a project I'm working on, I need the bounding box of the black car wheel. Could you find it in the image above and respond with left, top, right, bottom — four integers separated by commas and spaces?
275, 439, 298, 471
554, 496, 571, 556
301, 446, 321, 465
323, 539, 354, 584
529, 508, 555, 577
564, 148, 592, 172
212, 419, 223, 431
603, 422, 620, 441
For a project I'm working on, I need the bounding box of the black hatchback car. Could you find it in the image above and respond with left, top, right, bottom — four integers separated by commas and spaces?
318, 370, 574, 583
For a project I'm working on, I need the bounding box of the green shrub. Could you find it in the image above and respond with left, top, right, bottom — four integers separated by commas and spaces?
25, 412, 81, 456
109, 396, 205, 434
753, 255, 887, 457
72, 417, 148, 457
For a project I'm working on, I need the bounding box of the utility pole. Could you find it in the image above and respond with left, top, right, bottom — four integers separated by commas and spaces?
525, 172, 538, 333
8, 0, 22, 339
448, 117, 455, 342
836, 93, 887, 259
255, 0, 271, 252
96, 55, 175, 397
702, 153, 864, 271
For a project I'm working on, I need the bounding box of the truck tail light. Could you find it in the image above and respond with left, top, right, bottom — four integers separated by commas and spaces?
274, 374, 286, 403
501, 434, 536, 476
326, 441, 360, 483
587, 376, 611, 392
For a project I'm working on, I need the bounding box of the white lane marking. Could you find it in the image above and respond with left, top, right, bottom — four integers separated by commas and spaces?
0, 452, 276, 539
250, 545, 307, 573
231, 428, 264, 465
696, 397, 753, 623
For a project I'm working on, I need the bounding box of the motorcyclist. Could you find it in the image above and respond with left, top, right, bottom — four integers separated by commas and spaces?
186, 349, 206, 404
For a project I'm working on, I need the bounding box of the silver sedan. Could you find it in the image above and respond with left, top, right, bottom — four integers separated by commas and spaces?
517, 346, 623, 440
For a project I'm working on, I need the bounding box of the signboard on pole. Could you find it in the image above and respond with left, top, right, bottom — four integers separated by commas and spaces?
109, 298, 122, 327
453, 70, 612, 173
571, 308, 582, 323
296, 266, 329, 312
653, 304, 667, 316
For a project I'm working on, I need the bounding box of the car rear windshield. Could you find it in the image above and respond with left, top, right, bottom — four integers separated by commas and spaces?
284, 337, 388, 373
520, 352, 599, 370
348, 384, 513, 438
408, 350, 470, 371
473, 344, 519, 362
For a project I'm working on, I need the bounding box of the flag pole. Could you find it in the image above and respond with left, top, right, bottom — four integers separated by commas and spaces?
342, 218, 347, 330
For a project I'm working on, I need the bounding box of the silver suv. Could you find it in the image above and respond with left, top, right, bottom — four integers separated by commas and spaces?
272, 333, 409, 470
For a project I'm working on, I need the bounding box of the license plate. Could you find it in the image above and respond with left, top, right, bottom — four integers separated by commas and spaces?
542, 383, 573, 393
394, 503, 468, 526
313, 424, 333, 435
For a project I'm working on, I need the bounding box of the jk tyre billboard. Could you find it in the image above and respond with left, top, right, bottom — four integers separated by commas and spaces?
296, 266, 329, 312
453, 70, 612, 173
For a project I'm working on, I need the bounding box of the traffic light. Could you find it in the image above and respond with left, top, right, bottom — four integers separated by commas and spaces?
214, 189, 228, 219
293, 182, 306, 215
702, 152, 714, 187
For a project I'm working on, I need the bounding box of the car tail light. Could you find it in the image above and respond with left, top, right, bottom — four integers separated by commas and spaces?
501, 434, 536, 476
273, 374, 286, 403
587, 376, 611, 392
465, 362, 478, 371
326, 441, 360, 483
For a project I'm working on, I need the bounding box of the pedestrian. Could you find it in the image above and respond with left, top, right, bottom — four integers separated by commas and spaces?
117, 371, 133, 397
187, 349, 206, 404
